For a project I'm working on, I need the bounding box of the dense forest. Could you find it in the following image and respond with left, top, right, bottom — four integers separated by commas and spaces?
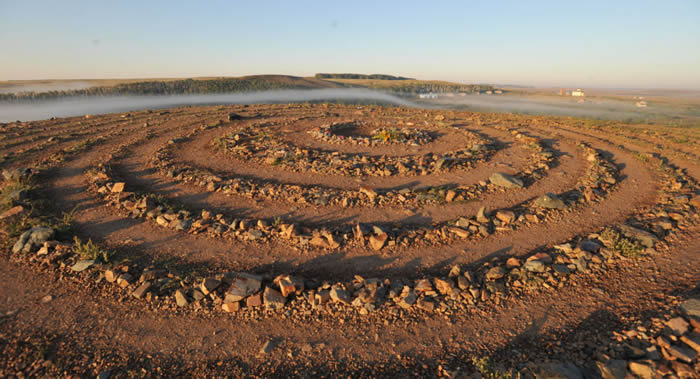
314, 73, 414, 80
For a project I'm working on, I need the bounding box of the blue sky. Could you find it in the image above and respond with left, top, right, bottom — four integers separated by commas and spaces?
1, 1, 699, 89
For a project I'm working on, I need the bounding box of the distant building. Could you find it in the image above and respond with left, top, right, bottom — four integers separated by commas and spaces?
636, 101, 648, 108
418, 93, 438, 99
494, 89, 503, 94
571, 88, 585, 97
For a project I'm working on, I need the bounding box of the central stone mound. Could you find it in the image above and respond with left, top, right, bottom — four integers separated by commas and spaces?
310, 121, 434, 146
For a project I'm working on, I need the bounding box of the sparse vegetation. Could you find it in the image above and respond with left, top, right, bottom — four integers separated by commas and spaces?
72, 236, 113, 263
600, 228, 645, 258
472, 357, 515, 379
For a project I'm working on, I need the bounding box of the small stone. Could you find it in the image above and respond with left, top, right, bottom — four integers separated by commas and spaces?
680, 334, 700, 354
485, 266, 507, 280
222, 302, 240, 312
200, 278, 221, 296
263, 287, 286, 309
527, 252, 553, 264
670, 361, 694, 378
131, 281, 151, 299
489, 172, 524, 189
246, 293, 263, 307
369, 233, 388, 251
71, 259, 95, 272
359, 185, 378, 201
667, 344, 697, 363
666, 317, 689, 336
628, 361, 654, 379
330, 286, 351, 305
476, 206, 489, 223
105, 269, 119, 283
416, 298, 435, 311
0, 205, 24, 219
111, 182, 126, 193
259, 340, 275, 354
276, 275, 304, 297
680, 298, 700, 318
13, 227, 55, 254
506, 257, 521, 268
448, 227, 469, 238
175, 289, 190, 307
117, 273, 134, 288
618, 224, 658, 248
226, 273, 262, 302
139, 269, 167, 282
524, 260, 546, 273
433, 278, 453, 295
414, 279, 433, 293
445, 190, 457, 202
41, 295, 53, 303
534, 193, 566, 209
533, 361, 582, 379
595, 359, 626, 379
398, 288, 417, 308
495, 210, 516, 224
457, 276, 469, 290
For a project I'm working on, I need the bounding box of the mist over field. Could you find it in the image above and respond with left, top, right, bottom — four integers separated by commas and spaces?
428, 94, 647, 120
1, 86, 696, 124
0, 88, 419, 122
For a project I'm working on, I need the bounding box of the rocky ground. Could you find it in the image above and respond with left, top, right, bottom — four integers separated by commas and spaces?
0, 103, 698, 377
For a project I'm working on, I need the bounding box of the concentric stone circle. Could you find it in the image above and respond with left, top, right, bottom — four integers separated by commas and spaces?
1, 102, 699, 376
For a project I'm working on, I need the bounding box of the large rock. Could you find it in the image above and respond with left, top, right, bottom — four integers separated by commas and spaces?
594, 359, 627, 379
263, 287, 286, 309
489, 172, 524, 189
680, 297, 700, 318
369, 233, 388, 251
533, 361, 583, 379
534, 193, 566, 209
618, 224, 658, 248
524, 260, 546, 273
225, 273, 262, 302
12, 227, 55, 254
330, 286, 351, 304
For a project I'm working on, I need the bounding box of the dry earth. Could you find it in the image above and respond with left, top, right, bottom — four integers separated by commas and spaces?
0, 103, 698, 377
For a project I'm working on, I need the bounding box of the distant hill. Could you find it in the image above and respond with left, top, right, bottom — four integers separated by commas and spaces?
0, 74, 495, 101
0, 75, 343, 101
315, 73, 414, 80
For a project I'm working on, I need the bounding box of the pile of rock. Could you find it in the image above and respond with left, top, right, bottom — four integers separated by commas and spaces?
529, 297, 699, 378
309, 121, 435, 146
13, 216, 677, 322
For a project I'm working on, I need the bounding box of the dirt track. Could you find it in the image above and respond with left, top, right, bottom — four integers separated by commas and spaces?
1, 104, 698, 377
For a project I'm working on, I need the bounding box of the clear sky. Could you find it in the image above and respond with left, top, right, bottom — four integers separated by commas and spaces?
2, 1, 699, 89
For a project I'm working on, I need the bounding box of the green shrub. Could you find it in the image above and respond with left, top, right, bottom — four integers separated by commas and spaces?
72, 236, 113, 263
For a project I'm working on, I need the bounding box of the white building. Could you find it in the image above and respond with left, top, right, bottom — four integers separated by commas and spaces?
571, 88, 585, 97
418, 93, 438, 99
